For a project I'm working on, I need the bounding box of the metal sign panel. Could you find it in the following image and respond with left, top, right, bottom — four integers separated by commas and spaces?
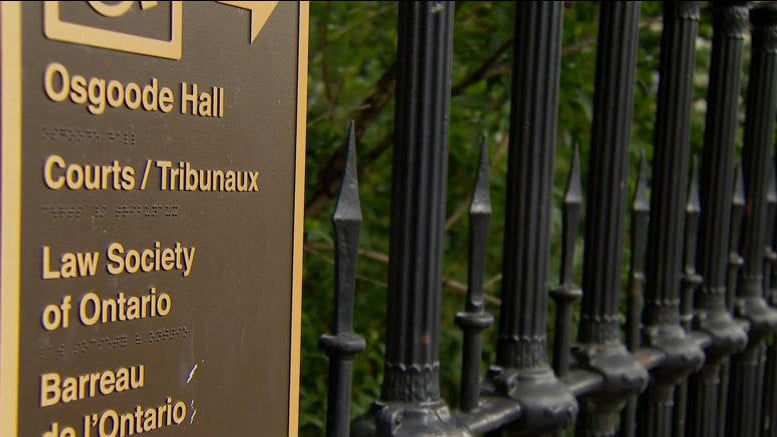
0, 2, 307, 436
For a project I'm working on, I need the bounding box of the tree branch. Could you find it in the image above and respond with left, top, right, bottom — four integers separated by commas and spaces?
305, 34, 510, 218
304, 242, 502, 305
451, 39, 513, 96
305, 15, 663, 219
305, 61, 397, 216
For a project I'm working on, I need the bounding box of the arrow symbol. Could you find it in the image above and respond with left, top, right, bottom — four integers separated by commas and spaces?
218, 1, 279, 44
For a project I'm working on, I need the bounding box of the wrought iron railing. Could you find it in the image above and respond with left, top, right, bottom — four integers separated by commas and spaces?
319, 1, 777, 436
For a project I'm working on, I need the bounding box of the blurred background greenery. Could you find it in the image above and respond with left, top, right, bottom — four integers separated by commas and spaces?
299, 2, 745, 435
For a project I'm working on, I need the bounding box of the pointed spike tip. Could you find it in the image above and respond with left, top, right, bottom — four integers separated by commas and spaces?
333, 121, 363, 223
686, 156, 701, 213
564, 143, 583, 204
767, 159, 777, 204
633, 148, 650, 212
470, 136, 492, 216
733, 163, 745, 207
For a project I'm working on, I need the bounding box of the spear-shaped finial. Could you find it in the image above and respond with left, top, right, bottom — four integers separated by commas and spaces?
686, 157, 702, 217
320, 121, 366, 437
550, 143, 584, 378
456, 136, 494, 412
681, 157, 703, 329
727, 163, 747, 311
470, 136, 492, 218
766, 160, 777, 225
561, 143, 583, 286
764, 159, 777, 303
565, 142, 583, 202
733, 162, 746, 213
333, 123, 362, 230
627, 148, 650, 348
633, 149, 651, 216
622, 148, 651, 437
331, 120, 363, 333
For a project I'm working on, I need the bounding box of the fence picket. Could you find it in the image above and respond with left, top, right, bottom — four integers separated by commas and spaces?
318, 2, 777, 436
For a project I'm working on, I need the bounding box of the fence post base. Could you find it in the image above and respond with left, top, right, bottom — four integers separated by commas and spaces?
352, 401, 473, 437
483, 366, 577, 435
574, 343, 648, 436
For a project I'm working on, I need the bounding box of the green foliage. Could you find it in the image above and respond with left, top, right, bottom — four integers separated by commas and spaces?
300, 2, 726, 435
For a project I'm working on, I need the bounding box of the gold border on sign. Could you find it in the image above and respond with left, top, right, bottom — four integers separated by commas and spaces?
0, 2, 307, 436
0, 2, 22, 436
289, 2, 308, 436
43, 1, 183, 60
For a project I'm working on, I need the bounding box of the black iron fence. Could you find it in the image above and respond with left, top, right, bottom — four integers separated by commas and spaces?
318, 1, 777, 436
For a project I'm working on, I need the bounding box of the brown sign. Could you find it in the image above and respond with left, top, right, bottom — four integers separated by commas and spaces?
0, 2, 307, 436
